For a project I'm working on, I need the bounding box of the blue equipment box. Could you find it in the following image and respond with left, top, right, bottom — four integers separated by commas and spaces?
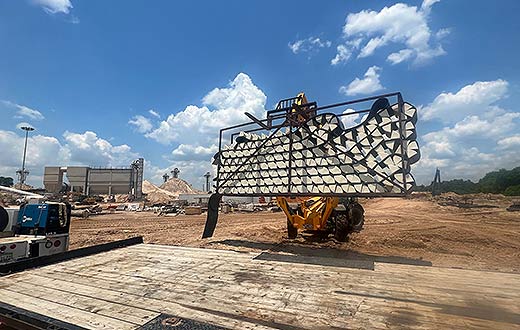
17, 203, 71, 235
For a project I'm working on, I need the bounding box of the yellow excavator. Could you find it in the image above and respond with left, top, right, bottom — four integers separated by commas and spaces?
274, 92, 364, 241
276, 196, 364, 241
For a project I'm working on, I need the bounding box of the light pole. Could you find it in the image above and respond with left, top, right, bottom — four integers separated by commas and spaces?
204, 172, 211, 192
17, 126, 35, 186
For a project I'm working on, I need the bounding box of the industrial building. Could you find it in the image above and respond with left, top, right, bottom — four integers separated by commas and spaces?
43, 158, 144, 198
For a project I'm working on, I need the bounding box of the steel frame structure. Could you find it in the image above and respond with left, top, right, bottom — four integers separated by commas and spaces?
203, 92, 420, 237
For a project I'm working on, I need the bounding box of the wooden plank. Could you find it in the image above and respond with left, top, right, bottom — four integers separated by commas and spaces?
32, 268, 360, 329
40, 247, 520, 309
39, 255, 374, 312
1, 244, 519, 330
14, 245, 520, 315
29, 258, 520, 328
9, 281, 160, 325
10, 272, 324, 330
30, 266, 518, 330
0, 289, 136, 330
17, 248, 378, 328
32, 246, 518, 308
79, 244, 520, 291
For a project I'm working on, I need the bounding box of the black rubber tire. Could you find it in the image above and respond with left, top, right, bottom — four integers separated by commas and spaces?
349, 203, 365, 232
287, 219, 298, 239
334, 212, 349, 242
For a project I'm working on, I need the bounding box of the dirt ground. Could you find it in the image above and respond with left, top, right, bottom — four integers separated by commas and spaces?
69, 195, 520, 273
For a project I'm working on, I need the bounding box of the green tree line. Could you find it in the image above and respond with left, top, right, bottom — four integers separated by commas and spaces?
0, 177, 14, 187
415, 167, 520, 196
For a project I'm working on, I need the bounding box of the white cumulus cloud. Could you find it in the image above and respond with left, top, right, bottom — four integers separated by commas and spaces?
331, 45, 352, 66
128, 115, 153, 133
146, 73, 266, 147
331, 39, 362, 66
3, 101, 45, 121
497, 135, 520, 150
0, 128, 138, 187
420, 79, 509, 122
144, 73, 267, 186
16, 105, 45, 120
62, 131, 138, 167
289, 37, 331, 55
148, 109, 160, 118
340, 109, 361, 128
0, 131, 65, 172
332, 0, 447, 66
414, 79, 520, 184
387, 49, 414, 65
171, 144, 219, 161
32, 0, 73, 14
339, 66, 384, 96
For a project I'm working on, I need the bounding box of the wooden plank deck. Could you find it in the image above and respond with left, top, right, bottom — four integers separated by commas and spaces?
0, 244, 519, 330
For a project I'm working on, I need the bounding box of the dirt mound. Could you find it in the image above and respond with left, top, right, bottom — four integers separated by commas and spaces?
13, 183, 33, 190
159, 178, 202, 196
142, 180, 160, 194
143, 180, 178, 204
0, 192, 18, 206
429, 192, 515, 209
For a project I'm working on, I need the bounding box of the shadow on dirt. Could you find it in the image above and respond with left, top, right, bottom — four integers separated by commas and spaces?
208, 239, 432, 268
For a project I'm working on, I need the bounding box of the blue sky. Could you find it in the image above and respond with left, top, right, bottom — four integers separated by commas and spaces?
1, 0, 519, 188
